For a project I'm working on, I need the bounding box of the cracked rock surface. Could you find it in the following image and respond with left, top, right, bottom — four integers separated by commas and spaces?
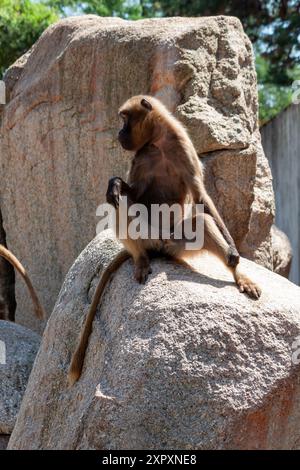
0, 16, 274, 333
8, 230, 300, 450
0, 321, 40, 434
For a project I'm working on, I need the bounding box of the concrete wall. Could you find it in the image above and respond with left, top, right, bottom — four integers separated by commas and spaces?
261, 104, 300, 285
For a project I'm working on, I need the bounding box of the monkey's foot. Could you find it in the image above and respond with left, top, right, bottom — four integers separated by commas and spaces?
235, 273, 261, 300
134, 264, 152, 284
106, 177, 123, 208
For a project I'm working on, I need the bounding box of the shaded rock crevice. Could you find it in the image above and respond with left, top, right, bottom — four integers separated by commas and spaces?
0, 207, 16, 321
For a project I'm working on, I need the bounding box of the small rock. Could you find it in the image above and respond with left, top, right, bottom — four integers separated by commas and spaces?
271, 225, 293, 278
0, 321, 40, 434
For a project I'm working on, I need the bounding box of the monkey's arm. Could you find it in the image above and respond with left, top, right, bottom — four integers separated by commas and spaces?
106, 176, 137, 208
185, 154, 239, 259
200, 188, 236, 247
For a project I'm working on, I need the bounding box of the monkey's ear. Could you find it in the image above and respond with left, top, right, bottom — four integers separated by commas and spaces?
141, 98, 153, 111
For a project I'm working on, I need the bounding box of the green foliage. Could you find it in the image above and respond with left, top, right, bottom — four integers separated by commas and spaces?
155, 0, 300, 79
153, 0, 300, 123
80, 0, 143, 18
258, 83, 292, 125
0, 0, 58, 77
45, 0, 148, 18
256, 55, 300, 124
1, 0, 299, 123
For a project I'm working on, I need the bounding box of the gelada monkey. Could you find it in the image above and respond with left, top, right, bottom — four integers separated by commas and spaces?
0, 244, 45, 320
68, 95, 261, 385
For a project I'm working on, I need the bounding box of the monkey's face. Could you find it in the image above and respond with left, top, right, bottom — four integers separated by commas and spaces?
118, 112, 135, 151
118, 97, 153, 152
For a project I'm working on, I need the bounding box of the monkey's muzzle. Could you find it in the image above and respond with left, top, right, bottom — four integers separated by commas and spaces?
118, 129, 133, 150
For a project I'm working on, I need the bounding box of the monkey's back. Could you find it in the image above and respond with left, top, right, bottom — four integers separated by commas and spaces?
129, 144, 188, 209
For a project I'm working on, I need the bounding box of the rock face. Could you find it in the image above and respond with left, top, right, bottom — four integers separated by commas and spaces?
0, 16, 274, 333
0, 211, 15, 321
8, 230, 300, 450
0, 321, 40, 435
271, 225, 293, 279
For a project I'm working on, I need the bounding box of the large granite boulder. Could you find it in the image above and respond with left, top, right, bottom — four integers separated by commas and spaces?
0, 16, 274, 333
0, 321, 40, 436
8, 230, 300, 450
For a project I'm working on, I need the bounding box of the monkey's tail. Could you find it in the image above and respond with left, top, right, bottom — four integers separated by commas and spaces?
68, 249, 130, 386
0, 244, 45, 320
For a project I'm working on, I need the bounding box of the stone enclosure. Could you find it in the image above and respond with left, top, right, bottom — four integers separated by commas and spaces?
1, 16, 299, 450
0, 15, 274, 333
8, 231, 300, 450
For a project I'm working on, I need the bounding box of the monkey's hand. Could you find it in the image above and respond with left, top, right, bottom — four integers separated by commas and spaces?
106, 177, 124, 208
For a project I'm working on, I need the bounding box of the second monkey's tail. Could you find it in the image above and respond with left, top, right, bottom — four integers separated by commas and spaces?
68, 249, 130, 386
0, 244, 45, 320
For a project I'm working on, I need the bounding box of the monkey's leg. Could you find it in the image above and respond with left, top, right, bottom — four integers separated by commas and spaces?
166, 214, 261, 299
190, 180, 239, 261
202, 198, 239, 263
232, 264, 261, 299
203, 216, 261, 298
68, 249, 130, 386
201, 214, 239, 269
133, 252, 152, 284
120, 239, 152, 284
69, 189, 152, 384
201, 214, 261, 298
68, 178, 135, 385
68, 244, 151, 385
106, 177, 152, 284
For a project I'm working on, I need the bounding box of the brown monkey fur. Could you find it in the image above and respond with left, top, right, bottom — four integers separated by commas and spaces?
68, 95, 261, 385
0, 244, 45, 320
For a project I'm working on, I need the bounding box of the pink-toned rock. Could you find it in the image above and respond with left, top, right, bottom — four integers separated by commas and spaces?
8, 231, 300, 450
0, 321, 40, 435
0, 16, 274, 332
